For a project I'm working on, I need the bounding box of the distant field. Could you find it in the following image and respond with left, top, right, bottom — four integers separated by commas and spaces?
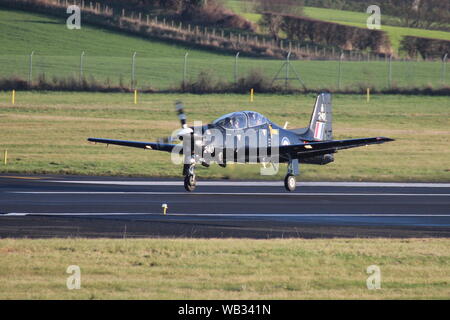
1, 238, 449, 299
303, 7, 450, 54
0, 9, 447, 90
226, 1, 450, 54
0, 92, 449, 182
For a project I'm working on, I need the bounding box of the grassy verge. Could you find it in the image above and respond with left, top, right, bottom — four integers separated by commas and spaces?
0, 238, 449, 299
0, 92, 449, 181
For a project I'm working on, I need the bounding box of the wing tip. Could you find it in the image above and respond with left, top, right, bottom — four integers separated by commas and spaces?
377, 136, 395, 142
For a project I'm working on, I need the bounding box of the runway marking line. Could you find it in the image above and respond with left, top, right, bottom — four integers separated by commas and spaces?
2, 212, 450, 217
44, 180, 450, 188
9, 191, 450, 196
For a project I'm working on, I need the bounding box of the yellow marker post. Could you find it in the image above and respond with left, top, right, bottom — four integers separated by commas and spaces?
3, 150, 7, 165
12, 90, 15, 105
162, 203, 168, 215
250, 88, 254, 102
134, 89, 138, 104
366, 88, 370, 102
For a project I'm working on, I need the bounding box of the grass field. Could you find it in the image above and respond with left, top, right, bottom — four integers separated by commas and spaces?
303, 7, 450, 54
0, 238, 449, 299
0, 8, 447, 90
0, 91, 449, 182
226, 1, 450, 54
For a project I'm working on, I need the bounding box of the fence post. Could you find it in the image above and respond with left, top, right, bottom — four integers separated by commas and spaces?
234, 51, 239, 85
337, 52, 343, 89
131, 51, 137, 90
183, 52, 188, 90
28, 51, 34, 87
388, 55, 392, 88
441, 53, 448, 85
80, 51, 85, 83
285, 51, 291, 90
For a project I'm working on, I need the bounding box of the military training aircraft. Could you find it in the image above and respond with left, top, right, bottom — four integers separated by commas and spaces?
88, 93, 394, 192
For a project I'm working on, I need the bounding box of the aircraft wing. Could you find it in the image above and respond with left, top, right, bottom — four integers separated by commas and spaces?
280, 137, 394, 159
87, 138, 177, 153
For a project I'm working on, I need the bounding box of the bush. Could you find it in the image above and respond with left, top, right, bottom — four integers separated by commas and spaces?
400, 36, 450, 59
262, 13, 392, 54
236, 69, 272, 93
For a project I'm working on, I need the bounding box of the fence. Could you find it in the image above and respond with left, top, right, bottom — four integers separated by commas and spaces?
4, 0, 413, 61
0, 51, 447, 91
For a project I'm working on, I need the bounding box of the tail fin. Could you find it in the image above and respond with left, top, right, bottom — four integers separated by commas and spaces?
309, 93, 332, 141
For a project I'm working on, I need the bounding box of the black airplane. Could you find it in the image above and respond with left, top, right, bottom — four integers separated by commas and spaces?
88, 93, 394, 192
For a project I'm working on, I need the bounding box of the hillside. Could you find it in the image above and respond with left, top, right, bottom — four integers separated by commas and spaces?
0, 8, 446, 90
225, 1, 450, 55
303, 7, 450, 54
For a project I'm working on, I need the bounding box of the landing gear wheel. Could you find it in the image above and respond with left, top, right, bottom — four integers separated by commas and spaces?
284, 174, 296, 192
184, 174, 196, 192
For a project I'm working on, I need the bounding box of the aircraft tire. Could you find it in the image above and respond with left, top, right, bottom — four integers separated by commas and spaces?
284, 174, 296, 192
184, 174, 196, 192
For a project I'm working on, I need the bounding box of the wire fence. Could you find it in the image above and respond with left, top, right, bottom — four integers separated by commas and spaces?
0, 51, 447, 91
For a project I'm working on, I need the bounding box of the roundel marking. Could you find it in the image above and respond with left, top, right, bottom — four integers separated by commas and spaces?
281, 137, 290, 146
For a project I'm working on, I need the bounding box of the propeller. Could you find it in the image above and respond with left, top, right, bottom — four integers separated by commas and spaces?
174, 100, 193, 139
157, 101, 210, 170
157, 101, 193, 144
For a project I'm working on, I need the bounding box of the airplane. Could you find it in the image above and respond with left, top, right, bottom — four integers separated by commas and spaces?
88, 93, 394, 192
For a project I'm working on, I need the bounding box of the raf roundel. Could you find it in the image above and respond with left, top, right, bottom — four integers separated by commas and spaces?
281, 137, 290, 146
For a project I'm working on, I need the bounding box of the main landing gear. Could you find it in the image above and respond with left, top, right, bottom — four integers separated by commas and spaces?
284, 158, 299, 192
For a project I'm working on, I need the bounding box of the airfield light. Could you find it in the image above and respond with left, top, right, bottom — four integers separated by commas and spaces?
162, 203, 168, 215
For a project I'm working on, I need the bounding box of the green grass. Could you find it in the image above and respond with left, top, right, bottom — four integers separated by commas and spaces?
225, 2, 450, 55
0, 92, 449, 182
0, 238, 449, 299
303, 7, 450, 54
0, 8, 448, 90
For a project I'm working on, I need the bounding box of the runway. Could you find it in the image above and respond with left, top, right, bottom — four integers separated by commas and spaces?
1, 175, 449, 238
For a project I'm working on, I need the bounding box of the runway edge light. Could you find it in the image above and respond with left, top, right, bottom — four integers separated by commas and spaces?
162, 203, 168, 215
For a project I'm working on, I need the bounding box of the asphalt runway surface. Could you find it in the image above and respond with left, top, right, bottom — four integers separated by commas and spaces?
1, 175, 449, 238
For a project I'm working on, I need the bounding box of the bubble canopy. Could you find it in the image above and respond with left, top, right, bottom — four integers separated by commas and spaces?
212, 111, 268, 129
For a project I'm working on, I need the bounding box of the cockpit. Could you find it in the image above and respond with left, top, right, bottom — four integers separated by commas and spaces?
213, 111, 267, 130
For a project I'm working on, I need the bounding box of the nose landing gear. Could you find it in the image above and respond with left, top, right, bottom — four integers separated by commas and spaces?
183, 162, 196, 192
184, 173, 196, 192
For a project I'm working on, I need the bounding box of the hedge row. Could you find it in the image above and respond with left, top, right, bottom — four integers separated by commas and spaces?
400, 36, 450, 59
264, 13, 392, 55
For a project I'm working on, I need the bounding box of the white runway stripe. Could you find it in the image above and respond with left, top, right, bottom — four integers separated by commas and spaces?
46, 180, 450, 188
2, 212, 450, 217
10, 191, 450, 196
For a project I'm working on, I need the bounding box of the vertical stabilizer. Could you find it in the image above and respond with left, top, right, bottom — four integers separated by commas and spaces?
309, 93, 332, 141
